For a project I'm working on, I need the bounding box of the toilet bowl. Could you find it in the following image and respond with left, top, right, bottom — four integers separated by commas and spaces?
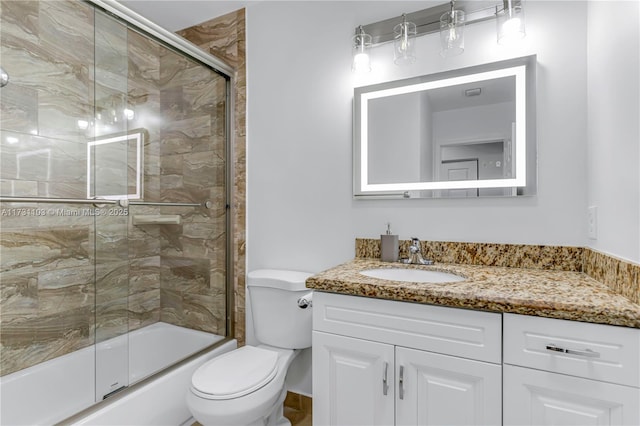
186, 269, 313, 426
187, 345, 298, 426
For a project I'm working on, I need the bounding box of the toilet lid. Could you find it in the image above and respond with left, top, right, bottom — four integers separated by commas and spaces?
191, 346, 278, 400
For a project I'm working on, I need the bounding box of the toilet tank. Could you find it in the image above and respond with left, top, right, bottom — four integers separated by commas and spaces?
247, 269, 314, 349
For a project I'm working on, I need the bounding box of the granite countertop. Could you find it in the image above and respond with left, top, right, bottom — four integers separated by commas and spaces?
305, 258, 640, 329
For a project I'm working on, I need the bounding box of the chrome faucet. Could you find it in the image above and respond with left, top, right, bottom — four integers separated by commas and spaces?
403, 237, 433, 265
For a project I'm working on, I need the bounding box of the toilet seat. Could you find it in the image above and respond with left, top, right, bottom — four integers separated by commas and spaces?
191, 346, 279, 400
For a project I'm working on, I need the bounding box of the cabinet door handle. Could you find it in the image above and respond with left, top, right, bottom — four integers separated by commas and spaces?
399, 365, 404, 400
546, 344, 600, 358
382, 362, 389, 396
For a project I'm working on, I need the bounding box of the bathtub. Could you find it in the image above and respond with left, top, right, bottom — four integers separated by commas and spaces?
0, 322, 235, 425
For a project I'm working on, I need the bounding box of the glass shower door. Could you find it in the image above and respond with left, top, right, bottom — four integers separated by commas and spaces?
1, 0, 230, 421
92, 9, 132, 400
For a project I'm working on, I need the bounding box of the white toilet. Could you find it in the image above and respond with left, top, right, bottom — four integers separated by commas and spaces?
186, 269, 314, 426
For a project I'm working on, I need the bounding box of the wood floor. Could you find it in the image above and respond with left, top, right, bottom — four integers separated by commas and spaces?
284, 391, 312, 426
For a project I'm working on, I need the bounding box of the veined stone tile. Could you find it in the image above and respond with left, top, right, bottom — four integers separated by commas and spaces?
95, 220, 130, 262
159, 187, 211, 206
95, 296, 128, 343
37, 265, 94, 314
160, 153, 184, 176
95, 261, 129, 304
127, 222, 161, 260
1, 305, 93, 376
0, 228, 90, 275
160, 256, 211, 294
0, 179, 36, 197
160, 174, 184, 189
0, 0, 40, 45
160, 288, 184, 327
182, 293, 225, 335
38, 0, 94, 66
128, 288, 161, 331
127, 29, 161, 83
0, 81, 39, 134
0, 272, 38, 316
129, 256, 161, 295
183, 150, 222, 189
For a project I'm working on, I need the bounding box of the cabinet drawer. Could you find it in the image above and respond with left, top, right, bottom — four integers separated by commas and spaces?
313, 292, 502, 363
504, 313, 640, 387
504, 364, 640, 426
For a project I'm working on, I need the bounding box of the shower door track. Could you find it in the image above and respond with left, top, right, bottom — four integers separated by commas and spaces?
0, 196, 210, 208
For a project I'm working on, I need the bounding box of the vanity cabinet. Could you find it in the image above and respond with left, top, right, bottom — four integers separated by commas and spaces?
312, 292, 502, 426
503, 313, 640, 426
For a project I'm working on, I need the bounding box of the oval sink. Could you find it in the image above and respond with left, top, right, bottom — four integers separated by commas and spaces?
359, 268, 465, 283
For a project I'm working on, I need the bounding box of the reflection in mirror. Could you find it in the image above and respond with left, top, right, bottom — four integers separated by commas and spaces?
354, 55, 536, 198
87, 128, 145, 200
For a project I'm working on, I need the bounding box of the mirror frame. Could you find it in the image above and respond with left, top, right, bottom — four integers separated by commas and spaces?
353, 55, 537, 199
87, 128, 145, 200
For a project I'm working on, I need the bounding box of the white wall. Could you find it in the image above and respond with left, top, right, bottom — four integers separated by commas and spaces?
246, 1, 590, 276
586, 1, 640, 263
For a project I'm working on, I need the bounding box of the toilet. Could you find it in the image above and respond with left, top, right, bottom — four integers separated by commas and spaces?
186, 269, 314, 426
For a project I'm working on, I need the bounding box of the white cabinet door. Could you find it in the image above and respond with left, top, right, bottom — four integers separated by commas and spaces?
504, 364, 640, 426
313, 331, 395, 426
396, 347, 502, 426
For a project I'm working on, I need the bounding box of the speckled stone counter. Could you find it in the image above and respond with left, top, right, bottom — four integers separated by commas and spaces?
305, 259, 640, 329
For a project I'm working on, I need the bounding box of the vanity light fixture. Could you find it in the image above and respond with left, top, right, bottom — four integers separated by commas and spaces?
352, 25, 372, 73
352, 0, 525, 72
439, 1, 465, 57
393, 14, 417, 65
496, 0, 526, 45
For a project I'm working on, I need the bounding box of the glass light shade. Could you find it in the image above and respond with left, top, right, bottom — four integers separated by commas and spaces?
497, 2, 525, 45
393, 19, 417, 65
440, 9, 465, 58
352, 28, 372, 73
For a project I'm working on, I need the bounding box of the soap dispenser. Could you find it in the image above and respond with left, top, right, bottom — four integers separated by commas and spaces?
380, 223, 399, 262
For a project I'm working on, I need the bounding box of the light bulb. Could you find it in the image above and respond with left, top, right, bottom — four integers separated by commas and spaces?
497, 2, 525, 46
352, 52, 371, 73
499, 17, 525, 45
352, 26, 372, 73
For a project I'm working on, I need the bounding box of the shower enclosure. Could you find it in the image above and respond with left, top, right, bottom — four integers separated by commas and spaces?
0, 0, 233, 423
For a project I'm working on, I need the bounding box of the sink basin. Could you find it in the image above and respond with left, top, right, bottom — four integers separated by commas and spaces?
359, 268, 465, 283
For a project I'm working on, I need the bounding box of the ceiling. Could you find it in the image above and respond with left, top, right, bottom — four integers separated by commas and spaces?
117, 0, 259, 32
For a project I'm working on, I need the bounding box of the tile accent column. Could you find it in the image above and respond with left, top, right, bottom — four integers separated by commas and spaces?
177, 9, 247, 345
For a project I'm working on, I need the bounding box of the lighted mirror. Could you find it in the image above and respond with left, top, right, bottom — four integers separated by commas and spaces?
87, 129, 145, 200
354, 55, 536, 198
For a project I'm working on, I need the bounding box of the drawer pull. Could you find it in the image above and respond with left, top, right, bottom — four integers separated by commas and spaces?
546, 344, 600, 358
399, 365, 404, 400
382, 362, 389, 396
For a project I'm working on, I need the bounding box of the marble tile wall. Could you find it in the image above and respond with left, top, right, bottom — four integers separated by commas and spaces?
177, 8, 247, 346
0, 1, 230, 376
